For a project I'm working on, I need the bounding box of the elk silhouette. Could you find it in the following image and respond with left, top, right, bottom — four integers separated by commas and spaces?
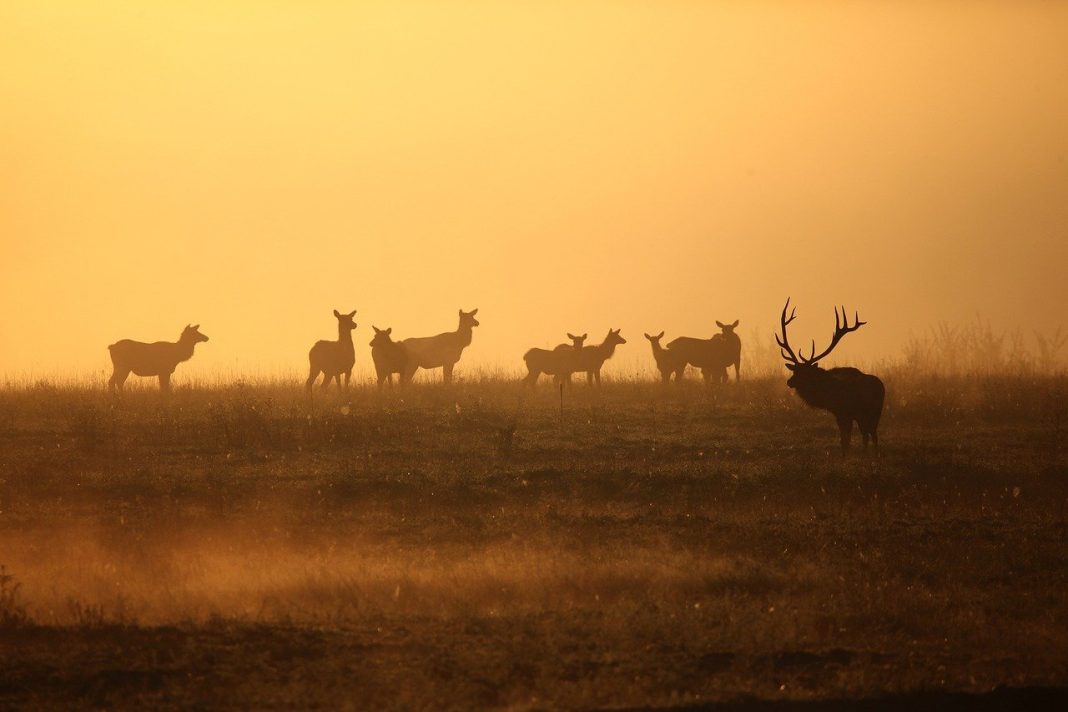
576, 329, 627, 386
666, 320, 738, 384
306, 309, 357, 392
370, 326, 408, 388
776, 299, 884, 453
400, 308, 479, 384
108, 324, 209, 392
522, 332, 587, 386
715, 320, 742, 382
644, 331, 687, 383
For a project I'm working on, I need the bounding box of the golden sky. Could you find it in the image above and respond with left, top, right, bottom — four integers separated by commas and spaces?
2, 1, 1067, 379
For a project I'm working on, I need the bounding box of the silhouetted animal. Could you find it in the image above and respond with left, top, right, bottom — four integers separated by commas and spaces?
666, 332, 730, 384
306, 309, 357, 392
370, 326, 407, 388
776, 299, 885, 454
715, 320, 742, 382
523, 332, 587, 386
108, 324, 209, 392
644, 331, 686, 383
577, 329, 627, 386
401, 309, 479, 384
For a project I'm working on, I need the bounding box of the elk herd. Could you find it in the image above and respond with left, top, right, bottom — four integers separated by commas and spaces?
106, 301, 885, 452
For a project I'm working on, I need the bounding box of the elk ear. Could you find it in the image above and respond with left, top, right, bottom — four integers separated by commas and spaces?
333, 309, 341, 318
192, 324, 199, 330
716, 321, 726, 328
386, 327, 391, 335
731, 320, 739, 328
348, 310, 356, 318
567, 332, 577, 340
644, 333, 652, 340
784, 363, 797, 372
373, 326, 381, 333
470, 308, 478, 315
656, 331, 664, 339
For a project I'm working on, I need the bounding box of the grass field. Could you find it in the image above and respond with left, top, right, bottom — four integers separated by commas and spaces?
1, 372, 1066, 709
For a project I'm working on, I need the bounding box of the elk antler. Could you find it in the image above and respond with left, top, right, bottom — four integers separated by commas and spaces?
801, 305, 867, 364
775, 298, 801, 365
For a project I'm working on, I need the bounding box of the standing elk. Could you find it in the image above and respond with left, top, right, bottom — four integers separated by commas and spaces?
523, 332, 587, 386
307, 309, 357, 392
108, 324, 209, 392
775, 299, 884, 454
400, 308, 479, 384
577, 328, 627, 386
644, 331, 686, 383
370, 326, 408, 388
666, 319, 739, 384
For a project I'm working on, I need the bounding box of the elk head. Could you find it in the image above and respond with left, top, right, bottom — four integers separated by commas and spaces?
369, 325, 393, 347
716, 320, 740, 337
460, 308, 480, 328
604, 328, 627, 346
182, 324, 209, 343
566, 332, 588, 348
776, 299, 865, 389
333, 309, 358, 330
644, 331, 665, 345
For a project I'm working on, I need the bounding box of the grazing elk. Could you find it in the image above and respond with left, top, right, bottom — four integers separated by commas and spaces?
523, 332, 587, 386
644, 331, 687, 383
400, 308, 479, 384
108, 324, 209, 392
577, 328, 627, 386
776, 299, 884, 454
370, 326, 408, 388
715, 320, 742, 382
306, 309, 357, 392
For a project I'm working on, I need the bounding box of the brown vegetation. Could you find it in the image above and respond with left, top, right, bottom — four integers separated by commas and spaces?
0, 368, 1066, 708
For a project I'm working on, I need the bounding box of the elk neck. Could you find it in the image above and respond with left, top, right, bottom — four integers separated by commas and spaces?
594, 338, 618, 358
176, 334, 199, 362
337, 322, 356, 352
456, 321, 474, 348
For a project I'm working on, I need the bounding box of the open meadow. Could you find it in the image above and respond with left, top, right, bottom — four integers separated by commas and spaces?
1, 371, 1066, 709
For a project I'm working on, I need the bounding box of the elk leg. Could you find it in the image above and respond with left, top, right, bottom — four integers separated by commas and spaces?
109, 369, 130, 392
734, 359, 741, 383
306, 367, 319, 393
158, 373, 171, 392
837, 415, 853, 454
701, 368, 711, 385
661, 369, 671, 384
344, 371, 351, 390
442, 362, 454, 384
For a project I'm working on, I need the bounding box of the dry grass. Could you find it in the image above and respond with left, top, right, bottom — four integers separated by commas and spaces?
0, 373, 1066, 708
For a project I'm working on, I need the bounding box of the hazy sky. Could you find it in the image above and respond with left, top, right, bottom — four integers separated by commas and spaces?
2, 1, 1067, 379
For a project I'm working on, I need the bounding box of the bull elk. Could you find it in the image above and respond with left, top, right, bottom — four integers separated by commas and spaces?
108, 324, 209, 392
776, 299, 884, 454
